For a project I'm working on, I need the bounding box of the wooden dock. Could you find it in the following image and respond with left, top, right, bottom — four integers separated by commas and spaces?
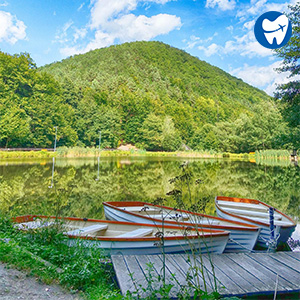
111, 252, 300, 298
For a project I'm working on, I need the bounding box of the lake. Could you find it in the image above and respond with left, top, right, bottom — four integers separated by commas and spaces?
1, 156, 299, 244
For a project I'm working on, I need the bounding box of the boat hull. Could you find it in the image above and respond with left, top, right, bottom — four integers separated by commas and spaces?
215, 196, 296, 248
104, 203, 260, 253
67, 234, 229, 255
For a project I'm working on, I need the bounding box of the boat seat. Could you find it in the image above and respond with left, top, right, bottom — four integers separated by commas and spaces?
147, 214, 188, 221
217, 200, 268, 212
66, 224, 108, 236
124, 206, 158, 212
117, 228, 153, 238
222, 207, 282, 220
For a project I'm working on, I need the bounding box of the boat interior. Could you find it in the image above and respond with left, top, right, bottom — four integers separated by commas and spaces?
121, 205, 257, 228
16, 218, 207, 239
216, 200, 293, 226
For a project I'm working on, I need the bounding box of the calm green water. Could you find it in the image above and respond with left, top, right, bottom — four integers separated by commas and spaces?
1, 156, 300, 241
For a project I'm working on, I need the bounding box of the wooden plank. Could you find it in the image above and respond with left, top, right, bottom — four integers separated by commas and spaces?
164, 253, 216, 296
215, 254, 263, 293
206, 254, 254, 295
169, 254, 198, 287
216, 253, 289, 292
164, 253, 216, 294
245, 253, 298, 290
256, 253, 300, 287
250, 253, 300, 288
176, 253, 215, 294
123, 255, 150, 298
193, 254, 230, 294
201, 254, 244, 295
285, 251, 300, 262
111, 255, 136, 295
145, 254, 184, 298
112, 252, 300, 298
223, 253, 275, 292
162, 254, 195, 294
269, 252, 300, 274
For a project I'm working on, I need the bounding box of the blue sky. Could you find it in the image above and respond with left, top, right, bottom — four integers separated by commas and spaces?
0, 0, 298, 95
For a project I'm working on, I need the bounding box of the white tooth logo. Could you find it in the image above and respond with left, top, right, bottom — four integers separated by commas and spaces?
262, 14, 289, 45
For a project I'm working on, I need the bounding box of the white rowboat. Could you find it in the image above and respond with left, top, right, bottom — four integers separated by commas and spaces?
215, 196, 296, 248
103, 201, 261, 252
14, 215, 229, 255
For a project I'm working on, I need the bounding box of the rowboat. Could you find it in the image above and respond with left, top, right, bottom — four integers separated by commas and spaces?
14, 215, 229, 255
103, 201, 261, 252
215, 196, 296, 248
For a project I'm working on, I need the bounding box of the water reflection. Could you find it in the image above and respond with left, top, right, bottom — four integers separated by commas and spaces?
1, 157, 300, 225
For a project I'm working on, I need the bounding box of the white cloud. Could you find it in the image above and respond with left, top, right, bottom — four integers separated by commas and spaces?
0, 2, 8, 7
237, 0, 298, 20
226, 25, 233, 32
73, 27, 87, 42
90, 0, 137, 29
147, 0, 172, 4
206, 0, 236, 11
84, 30, 116, 52
185, 33, 218, 49
54, 20, 73, 43
114, 13, 181, 41
0, 10, 26, 44
230, 61, 300, 96
60, 46, 81, 57
198, 28, 272, 58
224, 31, 272, 57
198, 43, 220, 56
78, 2, 85, 11
59, 0, 181, 57
243, 20, 255, 30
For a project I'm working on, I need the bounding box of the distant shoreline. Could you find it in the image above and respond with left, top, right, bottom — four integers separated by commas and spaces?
0, 147, 292, 161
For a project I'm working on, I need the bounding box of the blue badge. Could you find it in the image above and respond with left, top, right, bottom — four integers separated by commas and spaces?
254, 11, 292, 49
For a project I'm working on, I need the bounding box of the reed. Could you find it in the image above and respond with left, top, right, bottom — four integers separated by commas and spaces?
0, 150, 55, 159
127, 163, 221, 299
255, 149, 291, 160
56, 146, 223, 158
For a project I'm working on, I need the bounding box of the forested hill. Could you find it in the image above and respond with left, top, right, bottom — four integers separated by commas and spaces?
42, 41, 269, 108
2, 42, 285, 152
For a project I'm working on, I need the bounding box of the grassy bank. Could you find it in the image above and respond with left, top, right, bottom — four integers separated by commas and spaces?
0, 146, 240, 159
0, 215, 121, 300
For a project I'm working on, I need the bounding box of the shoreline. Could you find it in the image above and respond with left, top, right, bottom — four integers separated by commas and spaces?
0, 148, 250, 159
0, 148, 294, 165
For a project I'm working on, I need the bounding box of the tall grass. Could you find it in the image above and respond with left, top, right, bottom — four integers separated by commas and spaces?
0, 149, 55, 159
255, 149, 291, 160
57, 146, 223, 158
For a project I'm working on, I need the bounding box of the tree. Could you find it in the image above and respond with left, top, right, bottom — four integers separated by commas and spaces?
139, 114, 164, 150
274, 3, 300, 148
162, 116, 182, 151
0, 106, 31, 147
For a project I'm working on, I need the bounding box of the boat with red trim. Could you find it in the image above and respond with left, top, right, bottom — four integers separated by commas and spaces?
103, 201, 261, 252
14, 215, 229, 255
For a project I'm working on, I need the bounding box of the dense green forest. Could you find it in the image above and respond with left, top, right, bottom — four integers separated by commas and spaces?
0, 41, 290, 152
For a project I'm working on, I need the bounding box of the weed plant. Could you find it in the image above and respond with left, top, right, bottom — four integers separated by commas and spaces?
125, 162, 221, 299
